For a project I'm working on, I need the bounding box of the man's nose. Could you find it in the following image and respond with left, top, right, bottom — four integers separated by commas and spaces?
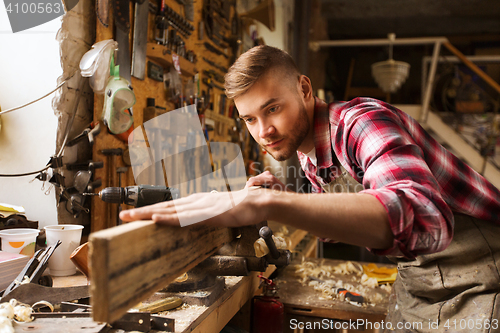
259, 122, 275, 139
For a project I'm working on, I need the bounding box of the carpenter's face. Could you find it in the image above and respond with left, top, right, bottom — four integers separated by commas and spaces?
234, 73, 312, 161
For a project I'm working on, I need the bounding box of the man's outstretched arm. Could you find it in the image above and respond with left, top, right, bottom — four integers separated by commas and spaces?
120, 188, 393, 252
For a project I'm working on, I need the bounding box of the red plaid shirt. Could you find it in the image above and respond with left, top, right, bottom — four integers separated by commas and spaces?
297, 97, 500, 259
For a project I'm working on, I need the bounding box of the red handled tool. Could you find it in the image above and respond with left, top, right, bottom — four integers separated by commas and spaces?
308, 276, 364, 304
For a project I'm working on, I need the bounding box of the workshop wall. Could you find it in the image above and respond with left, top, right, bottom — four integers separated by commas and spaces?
0, 8, 62, 228
89, 0, 256, 231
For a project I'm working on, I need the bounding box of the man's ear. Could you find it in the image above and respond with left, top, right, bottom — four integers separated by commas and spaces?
299, 75, 313, 101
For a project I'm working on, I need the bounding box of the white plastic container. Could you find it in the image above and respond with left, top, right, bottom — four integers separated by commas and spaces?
0, 228, 40, 257
44, 225, 84, 276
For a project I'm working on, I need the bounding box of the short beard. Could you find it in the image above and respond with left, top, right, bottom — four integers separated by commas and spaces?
263, 102, 310, 161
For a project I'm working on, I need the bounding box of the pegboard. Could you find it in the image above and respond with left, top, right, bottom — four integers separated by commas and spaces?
91, 0, 257, 231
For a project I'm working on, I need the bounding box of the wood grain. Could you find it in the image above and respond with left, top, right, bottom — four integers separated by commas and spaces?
89, 221, 234, 323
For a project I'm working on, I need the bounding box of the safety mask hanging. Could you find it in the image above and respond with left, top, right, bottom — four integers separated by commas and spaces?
80, 39, 135, 135
79, 39, 118, 93
102, 55, 135, 134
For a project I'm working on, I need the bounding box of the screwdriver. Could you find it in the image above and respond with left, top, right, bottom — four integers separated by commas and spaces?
308, 276, 364, 304
84, 185, 179, 207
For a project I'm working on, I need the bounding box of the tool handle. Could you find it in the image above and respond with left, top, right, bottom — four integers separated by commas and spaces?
70, 242, 90, 278
259, 226, 280, 260
134, 185, 179, 207
337, 288, 364, 304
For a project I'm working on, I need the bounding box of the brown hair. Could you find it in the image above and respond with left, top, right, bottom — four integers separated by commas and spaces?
224, 45, 300, 100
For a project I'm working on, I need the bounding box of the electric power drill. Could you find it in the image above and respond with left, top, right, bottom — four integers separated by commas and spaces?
87, 185, 180, 207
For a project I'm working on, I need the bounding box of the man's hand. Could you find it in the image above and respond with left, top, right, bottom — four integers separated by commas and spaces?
119, 187, 269, 228
245, 171, 293, 191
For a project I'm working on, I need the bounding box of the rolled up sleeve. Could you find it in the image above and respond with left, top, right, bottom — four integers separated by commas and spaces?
337, 106, 455, 259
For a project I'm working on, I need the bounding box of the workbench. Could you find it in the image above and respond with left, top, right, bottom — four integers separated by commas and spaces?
139, 222, 317, 333
9, 232, 392, 333
21, 224, 314, 333
273, 258, 394, 333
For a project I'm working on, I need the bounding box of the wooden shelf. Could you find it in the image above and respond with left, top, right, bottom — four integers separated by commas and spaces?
146, 43, 198, 77
205, 109, 235, 127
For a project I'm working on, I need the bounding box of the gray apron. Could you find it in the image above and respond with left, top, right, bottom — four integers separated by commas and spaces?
322, 164, 500, 332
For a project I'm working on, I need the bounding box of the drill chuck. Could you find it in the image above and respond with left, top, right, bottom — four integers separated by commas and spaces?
98, 187, 126, 204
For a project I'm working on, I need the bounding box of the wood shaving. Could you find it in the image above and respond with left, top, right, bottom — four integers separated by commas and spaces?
0, 316, 14, 333
254, 235, 288, 257
0, 303, 14, 320
174, 272, 188, 283
0, 299, 33, 333
275, 226, 292, 249
361, 274, 379, 288
380, 283, 392, 293
292, 259, 392, 306
11, 300, 33, 323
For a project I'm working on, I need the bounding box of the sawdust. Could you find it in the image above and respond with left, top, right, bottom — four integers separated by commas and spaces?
291, 259, 392, 306
158, 303, 207, 332
223, 276, 243, 289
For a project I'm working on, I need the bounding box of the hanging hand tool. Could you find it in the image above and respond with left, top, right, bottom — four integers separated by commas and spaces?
100, 148, 124, 227
96, 0, 110, 27
113, 0, 132, 82
184, 0, 194, 22
204, 42, 228, 58
66, 160, 104, 173
100, 148, 123, 187
66, 122, 101, 147
202, 77, 224, 91
131, 0, 150, 79
202, 57, 227, 73
308, 276, 364, 304
59, 191, 89, 216
154, 0, 169, 45
84, 185, 179, 207
164, 5, 195, 37
203, 69, 225, 84
116, 166, 128, 225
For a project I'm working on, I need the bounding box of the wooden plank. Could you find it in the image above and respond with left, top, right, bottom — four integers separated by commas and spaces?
443, 42, 500, 95
289, 229, 309, 249
89, 221, 234, 323
304, 237, 318, 258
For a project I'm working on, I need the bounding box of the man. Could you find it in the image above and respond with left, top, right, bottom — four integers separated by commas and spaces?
121, 46, 500, 332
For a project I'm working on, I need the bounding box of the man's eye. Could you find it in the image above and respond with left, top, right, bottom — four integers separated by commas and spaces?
245, 118, 255, 123
269, 106, 278, 113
